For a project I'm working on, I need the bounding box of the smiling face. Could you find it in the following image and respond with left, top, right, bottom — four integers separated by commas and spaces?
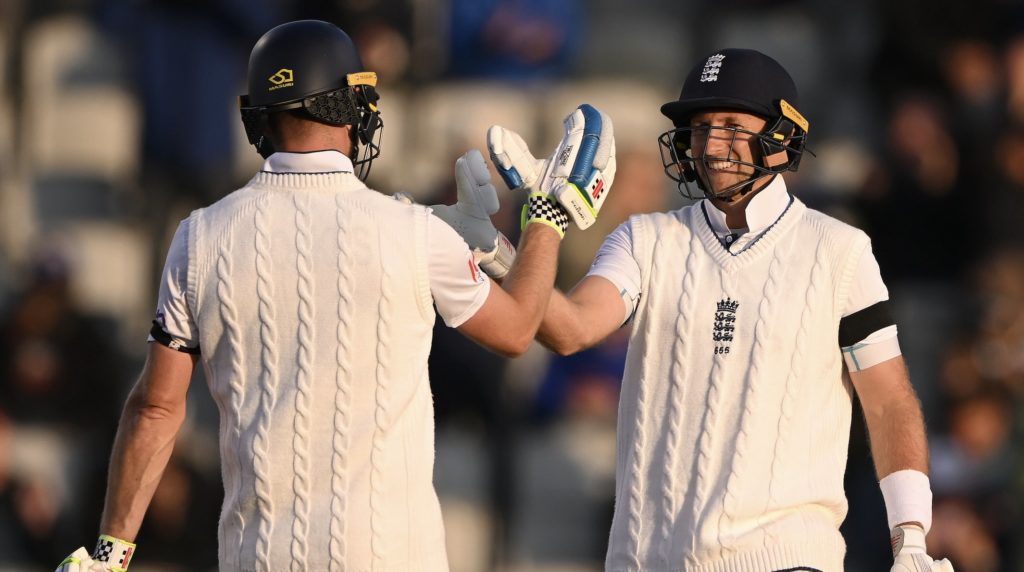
687, 110, 769, 198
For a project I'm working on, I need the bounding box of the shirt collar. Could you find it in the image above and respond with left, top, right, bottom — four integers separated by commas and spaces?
261, 150, 355, 174
702, 175, 790, 235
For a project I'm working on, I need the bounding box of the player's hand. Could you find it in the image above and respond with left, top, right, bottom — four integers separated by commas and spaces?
430, 149, 517, 279
57, 535, 135, 572
488, 103, 616, 235
55, 548, 121, 572
890, 524, 954, 572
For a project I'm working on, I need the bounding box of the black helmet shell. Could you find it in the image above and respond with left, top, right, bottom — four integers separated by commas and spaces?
660, 48, 799, 126
245, 20, 364, 108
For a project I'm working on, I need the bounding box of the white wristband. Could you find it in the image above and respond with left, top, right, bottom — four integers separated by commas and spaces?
879, 469, 933, 534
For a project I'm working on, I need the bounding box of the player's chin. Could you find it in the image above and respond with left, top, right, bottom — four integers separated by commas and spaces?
704, 174, 742, 192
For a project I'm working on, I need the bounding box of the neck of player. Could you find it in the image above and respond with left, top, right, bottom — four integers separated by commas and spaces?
708, 173, 775, 230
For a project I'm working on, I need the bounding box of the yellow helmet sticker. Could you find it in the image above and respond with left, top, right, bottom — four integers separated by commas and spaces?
347, 71, 378, 87
268, 68, 294, 90
779, 99, 809, 133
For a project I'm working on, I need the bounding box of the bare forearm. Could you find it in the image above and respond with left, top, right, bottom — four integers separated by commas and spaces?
862, 382, 929, 478
496, 224, 561, 349
99, 396, 185, 540
867, 404, 928, 478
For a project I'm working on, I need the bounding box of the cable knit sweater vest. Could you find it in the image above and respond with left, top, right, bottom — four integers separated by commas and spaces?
187, 172, 446, 572
606, 197, 870, 572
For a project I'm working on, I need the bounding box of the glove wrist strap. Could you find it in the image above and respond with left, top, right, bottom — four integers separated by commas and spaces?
93, 534, 136, 571
477, 232, 517, 280
521, 192, 568, 238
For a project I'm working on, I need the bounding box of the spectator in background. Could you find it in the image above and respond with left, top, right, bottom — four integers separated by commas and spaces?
0, 251, 125, 565
854, 93, 977, 424
986, 128, 1024, 247
447, 0, 582, 80
97, 0, 283, 304
0, 250, 123, 430
97, 0, 281, 205
930, 497, 1001, 572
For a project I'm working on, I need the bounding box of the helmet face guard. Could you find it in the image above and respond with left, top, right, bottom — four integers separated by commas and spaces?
657, 99, 809, 200
239, 71, 383, 179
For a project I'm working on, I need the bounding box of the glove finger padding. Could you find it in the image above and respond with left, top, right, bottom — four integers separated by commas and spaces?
57, 548, 90, 572
454, 149, 499, 218
549, 104, 616, 230
431, 149, 500, 251
892, 554, 955, 572
890, 525, 955, 572
487, 125, 545, 191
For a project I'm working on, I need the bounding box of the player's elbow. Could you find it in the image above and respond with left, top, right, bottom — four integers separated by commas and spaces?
495, 332, 534, 358
123, 389, 187, 429
539, 332, 587, 357
550, 342, 581, 357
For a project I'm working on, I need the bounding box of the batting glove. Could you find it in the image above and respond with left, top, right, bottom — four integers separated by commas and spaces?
890, 524, 953, 572
430, 149, 517, 279
488, 103, 616, 236
56, 535, 136, 572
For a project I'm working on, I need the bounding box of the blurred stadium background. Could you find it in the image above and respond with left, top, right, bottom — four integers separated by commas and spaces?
0, 0, 1022, 570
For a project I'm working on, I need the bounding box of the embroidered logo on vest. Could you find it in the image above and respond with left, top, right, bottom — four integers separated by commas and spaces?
713, 297, 738, 355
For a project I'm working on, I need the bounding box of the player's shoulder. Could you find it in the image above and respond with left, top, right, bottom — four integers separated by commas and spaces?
367, 190, 437, 226
625, 203, 701, 236
191, 183, 258, 221
798, 201, 871, 246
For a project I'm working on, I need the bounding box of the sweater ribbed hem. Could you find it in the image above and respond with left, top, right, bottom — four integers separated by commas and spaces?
610, 538, 845, 572
220, 559, 449, 572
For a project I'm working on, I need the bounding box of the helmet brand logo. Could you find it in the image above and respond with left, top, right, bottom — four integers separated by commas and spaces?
268, 68, 295, 90
700, 54, 726, 82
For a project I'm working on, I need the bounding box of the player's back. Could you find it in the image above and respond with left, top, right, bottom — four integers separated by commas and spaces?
186, 171, 448, 571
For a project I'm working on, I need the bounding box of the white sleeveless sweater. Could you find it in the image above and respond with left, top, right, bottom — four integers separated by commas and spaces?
606, 197, 870, 572
186, 171, 447, 571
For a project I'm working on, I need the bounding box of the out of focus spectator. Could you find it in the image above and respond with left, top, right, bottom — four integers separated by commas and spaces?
0, 250, 123, 429
96, 0, 283, 301
857, 94, 975, 281
931, 387, 1016, 496
446, 0, 583, 80
930, 496, 1002, 572
0, 250, 125, 564
533, 326, 628, 425
97, 0, 280, 206
985, 128, 1024, 248
854, 93, 976, 424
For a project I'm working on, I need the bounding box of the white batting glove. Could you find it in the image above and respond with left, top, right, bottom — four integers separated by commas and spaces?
891, 524, 954, 572
488, 103, 616, 235
56, 535, 136, 572
430, 149, 517, 279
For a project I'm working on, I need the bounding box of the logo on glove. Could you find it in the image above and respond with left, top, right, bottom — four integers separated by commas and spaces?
558, 144, 574, 167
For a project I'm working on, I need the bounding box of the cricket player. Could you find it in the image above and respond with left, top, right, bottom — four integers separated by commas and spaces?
442, 48, 954, 571
56, 19, 615, 571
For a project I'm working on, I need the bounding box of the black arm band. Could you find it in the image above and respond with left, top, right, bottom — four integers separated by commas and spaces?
838, 300, 895, 347
150, 320, 201, 354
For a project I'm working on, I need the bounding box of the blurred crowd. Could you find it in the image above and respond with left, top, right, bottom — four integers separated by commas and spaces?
1, 0, 1023, 570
